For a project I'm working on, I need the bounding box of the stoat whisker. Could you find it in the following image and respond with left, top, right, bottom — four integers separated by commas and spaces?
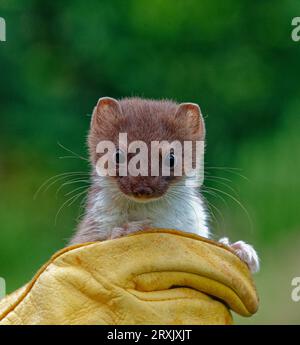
204, 185, 253, 231
168, 185, 224, 232
202, 188, 228, 207
167, 188, 203, 230
204, 178, 239, 197
57, 142, 89, 162
64, 185, 89, 197
204, 174, 233, 184
76, 195, 89, 223
56, 179, 90, 196
205, 166, 249, 181
55, 190, 87, 225
202, 198, 224, 231
34, 172, 89, 199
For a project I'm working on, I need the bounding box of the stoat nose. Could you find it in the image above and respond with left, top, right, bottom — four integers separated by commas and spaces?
132, 186, 154, 198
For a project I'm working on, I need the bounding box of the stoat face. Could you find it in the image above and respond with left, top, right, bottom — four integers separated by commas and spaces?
88, 97, 205, 203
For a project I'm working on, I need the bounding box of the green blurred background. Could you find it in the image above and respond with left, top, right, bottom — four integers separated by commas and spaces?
0, 0, 300, 324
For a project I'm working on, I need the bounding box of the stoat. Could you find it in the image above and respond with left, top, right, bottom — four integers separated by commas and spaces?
70, 97, 259, 273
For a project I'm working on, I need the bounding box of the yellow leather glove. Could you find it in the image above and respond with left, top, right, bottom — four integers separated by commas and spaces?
0, 229, 258, 325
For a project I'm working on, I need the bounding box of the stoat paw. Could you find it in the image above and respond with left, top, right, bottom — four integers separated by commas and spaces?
110, 219, 152, 239
110, 227, 126, 240
125, 219, 152, 234
219, 237, 260, 274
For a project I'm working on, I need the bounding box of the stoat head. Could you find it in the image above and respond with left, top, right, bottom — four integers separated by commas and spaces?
88, 97, 205, 203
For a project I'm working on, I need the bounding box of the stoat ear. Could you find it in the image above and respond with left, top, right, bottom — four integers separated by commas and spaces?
91, 97, 123, 128
175, 102, 205, 139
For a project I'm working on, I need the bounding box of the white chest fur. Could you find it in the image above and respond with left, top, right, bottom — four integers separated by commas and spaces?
89, 179, 209, 239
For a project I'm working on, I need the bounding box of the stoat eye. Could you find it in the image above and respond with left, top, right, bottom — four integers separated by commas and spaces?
165, 152, 176, 168
113, 148, 126, 164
